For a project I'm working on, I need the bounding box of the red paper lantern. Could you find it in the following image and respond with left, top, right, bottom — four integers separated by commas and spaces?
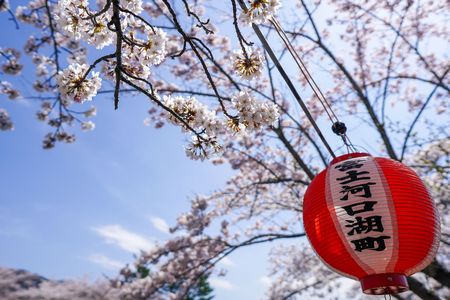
303, 153, 440, 295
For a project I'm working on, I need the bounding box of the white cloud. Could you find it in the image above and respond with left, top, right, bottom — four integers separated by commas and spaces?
259, 276, 272, 286
150, 216, 170, 234
210, 278, 236, 290
218, 256, 235, 267
87, 254, 124, 270
92, 224, 153, 254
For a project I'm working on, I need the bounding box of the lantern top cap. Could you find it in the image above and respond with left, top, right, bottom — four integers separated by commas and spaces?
329, 152, 371, 166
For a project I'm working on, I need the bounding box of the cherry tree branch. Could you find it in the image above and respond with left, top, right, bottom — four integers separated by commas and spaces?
273, 126, 315, 180
349, 3, 449, 91
112, 0, 123, 109
161, 0, 235, 119
263, 50, 328, 167
400, 66, 450, 161
44, 0, 60, 72
381, 4, 409, 125
281, 28, 399, 160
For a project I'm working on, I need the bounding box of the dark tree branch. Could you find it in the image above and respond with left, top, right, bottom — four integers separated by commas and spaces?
230, 0, 253, 59
161, 0, 235, 119
273, 127, 315, 180
408, 276, 441, 300
112, 0, 123, 109
349, 3, 449, 90
422, 259, 450, 289
44, 0, 60, 72
381, 5, 409, 125
282, 28, 399, 160
400, 66, 450, 161
263, 50, 328, 167
181, 0, 213, 34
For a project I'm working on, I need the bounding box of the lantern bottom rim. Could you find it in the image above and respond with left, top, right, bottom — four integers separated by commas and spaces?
360, 273, 409, 295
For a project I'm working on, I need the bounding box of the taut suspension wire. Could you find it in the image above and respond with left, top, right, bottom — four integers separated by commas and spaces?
270, 18, 338, 124
269, 17, 358, 154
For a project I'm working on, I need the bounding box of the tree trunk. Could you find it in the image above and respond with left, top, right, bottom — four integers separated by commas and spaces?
407, 276, 441, 300
422, 259, 450, 289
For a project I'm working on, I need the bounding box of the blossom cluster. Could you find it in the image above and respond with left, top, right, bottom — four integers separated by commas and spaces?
118, 0, 144, 14
240, 0, 281, 25
163, 95, 223, 135
0, 81, 20, 100
35, 100, 97, 149
0, 109, 13, 131
57, 63, 102, 104
231, 90, 279, 130
118, 234, 225, 300
1, 48, 23, 75
169, 91, 279, 134
407, 139, 450, 203
0, 0, 9, 12
42, 132, 76, 149
54, 0, 168, 97
55, 0, 114, 49
174, 197, 211, 235
31, 54, 56, 93
81, 120, 96, 131
267, 245, 339, 299
184, 136, 223, 161
160, 91, 279, 160
123, 27, 168, 66
117, 198, 226, 299
116, 26, 169, 84
0, 267, 121, 300
231, 47, 264, 81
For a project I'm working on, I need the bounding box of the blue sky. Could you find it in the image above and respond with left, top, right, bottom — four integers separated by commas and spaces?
0, 3, 282, 299
0, 96, 280, 299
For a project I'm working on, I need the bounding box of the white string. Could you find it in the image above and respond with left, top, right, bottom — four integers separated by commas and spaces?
270, 18, 339, 123
270, 17, 359, 153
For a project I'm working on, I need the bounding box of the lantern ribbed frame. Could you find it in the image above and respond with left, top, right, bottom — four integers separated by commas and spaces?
303, 153, 440, 295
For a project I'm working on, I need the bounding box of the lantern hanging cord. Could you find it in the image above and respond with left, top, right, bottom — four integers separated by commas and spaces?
270, 18, 338, 124
269, 17, 358, 153
332, 121, 358, 153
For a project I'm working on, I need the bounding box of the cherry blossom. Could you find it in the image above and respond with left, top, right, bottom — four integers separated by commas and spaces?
0, 0, 9, 12
240, 0, 281, 25
0, 267, 121, 300
0, 81, 20, 100
84, 106, 97, 117
119, 0, 144, 14
185, 135, 223, 161
57, 63, 102, 104
0, 48, 23, 75
122, 27, 168, 66
231, 47, 264, 80
0, 108, 13, 130
163, 95, 221, 133
231, 90, 279, 130
81, 120, 96, 131
55, 0, 114, 49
